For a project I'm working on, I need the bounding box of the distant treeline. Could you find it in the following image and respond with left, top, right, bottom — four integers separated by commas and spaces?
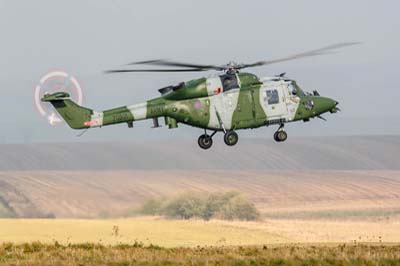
139, 191, 260, 221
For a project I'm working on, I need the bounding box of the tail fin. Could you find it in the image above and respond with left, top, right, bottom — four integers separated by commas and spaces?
41, 92, 93, 129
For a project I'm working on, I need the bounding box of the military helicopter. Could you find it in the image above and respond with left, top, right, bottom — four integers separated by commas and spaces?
42, 43, 356, 149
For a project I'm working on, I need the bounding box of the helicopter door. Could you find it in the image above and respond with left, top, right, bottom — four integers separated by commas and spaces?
263, 86, 288, 119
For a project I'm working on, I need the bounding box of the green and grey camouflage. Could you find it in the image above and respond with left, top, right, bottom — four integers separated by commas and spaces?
42, 72, 339, 149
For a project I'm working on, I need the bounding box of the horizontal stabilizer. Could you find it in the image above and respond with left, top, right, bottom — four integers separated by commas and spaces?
41, 92, 93, 129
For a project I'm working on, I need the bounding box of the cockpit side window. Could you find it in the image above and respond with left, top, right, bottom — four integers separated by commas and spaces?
291, 82, 305, 97
288, 84, 297, 95
219, 74, 239, 92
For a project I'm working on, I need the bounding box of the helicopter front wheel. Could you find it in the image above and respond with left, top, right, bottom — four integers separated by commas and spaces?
198, 134, 213, 149
274, 130, 287, 142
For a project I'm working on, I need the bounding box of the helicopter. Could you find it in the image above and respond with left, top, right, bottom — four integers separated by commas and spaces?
42, 43, 356, 149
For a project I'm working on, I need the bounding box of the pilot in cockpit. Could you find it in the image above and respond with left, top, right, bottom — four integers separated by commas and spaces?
220, 74, 239, 91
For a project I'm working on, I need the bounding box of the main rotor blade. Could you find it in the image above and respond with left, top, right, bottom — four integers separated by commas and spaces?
239, 42, 361, 69
105, 68, 207, 73
127, 59, 224, 70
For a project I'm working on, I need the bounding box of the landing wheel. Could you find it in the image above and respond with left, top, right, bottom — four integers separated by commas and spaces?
198, 134, 213, 149
273, 131, 279, 142
274, 130, 287, 142
224, 130, 238, 146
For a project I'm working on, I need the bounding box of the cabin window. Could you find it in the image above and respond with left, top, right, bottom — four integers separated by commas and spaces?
266, 89, 279, 104
219, 74, 239, 92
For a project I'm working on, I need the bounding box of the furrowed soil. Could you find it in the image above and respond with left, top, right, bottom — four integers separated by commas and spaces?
0, 136, 399, 219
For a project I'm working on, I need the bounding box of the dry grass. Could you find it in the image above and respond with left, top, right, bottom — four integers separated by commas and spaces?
1, 242, 400, 266
1, 217, 400, 265
0, 217, 286, 247
1, 217, 400, 247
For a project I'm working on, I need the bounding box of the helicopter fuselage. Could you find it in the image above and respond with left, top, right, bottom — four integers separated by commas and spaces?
75, 72, 338, 131
41, 72, 339, 149
41, 43, 354, 149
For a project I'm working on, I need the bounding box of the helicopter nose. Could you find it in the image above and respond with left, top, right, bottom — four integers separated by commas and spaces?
328, 98, 339, 113
326, 98, 338, 111
332, 100, 340, 113
314, 97, 338, 114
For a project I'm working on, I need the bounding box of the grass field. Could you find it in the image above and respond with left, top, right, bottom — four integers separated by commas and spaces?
1, 242, 400, 266
1, 217, 400, 247
0, 217, 285, 247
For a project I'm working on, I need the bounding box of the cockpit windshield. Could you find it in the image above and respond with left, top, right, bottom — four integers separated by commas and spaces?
288, 81, 305, 97
220, 74, 239, 92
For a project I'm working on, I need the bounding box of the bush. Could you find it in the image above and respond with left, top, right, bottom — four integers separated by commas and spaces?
140, 198, 164, 215
139, 191, 260, 221
216, 194, 260, 221
163, 193, 206, 219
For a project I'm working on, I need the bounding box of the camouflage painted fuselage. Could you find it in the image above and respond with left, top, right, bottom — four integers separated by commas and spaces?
42, 72, 338, 132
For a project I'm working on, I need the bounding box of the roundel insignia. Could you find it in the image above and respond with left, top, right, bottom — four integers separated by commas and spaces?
194, 101, 202, 110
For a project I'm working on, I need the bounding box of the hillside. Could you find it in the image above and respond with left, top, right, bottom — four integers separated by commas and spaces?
1, 135, 399, 171
0, 135, 399, 218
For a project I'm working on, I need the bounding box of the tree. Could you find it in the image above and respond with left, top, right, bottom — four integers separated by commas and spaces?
139, 191, 260, 221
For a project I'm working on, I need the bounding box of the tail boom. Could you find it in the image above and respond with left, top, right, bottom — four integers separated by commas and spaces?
41, 92, 165, 129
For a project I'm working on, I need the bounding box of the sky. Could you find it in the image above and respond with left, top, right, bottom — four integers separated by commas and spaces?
0, 0, 399, 143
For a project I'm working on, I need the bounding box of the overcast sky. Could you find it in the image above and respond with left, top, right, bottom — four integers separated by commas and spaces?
0, 0, 399, 143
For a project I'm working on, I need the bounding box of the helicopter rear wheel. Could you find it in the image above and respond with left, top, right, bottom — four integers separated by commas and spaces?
224, 130, 238, 146
198, 134, 213, 149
